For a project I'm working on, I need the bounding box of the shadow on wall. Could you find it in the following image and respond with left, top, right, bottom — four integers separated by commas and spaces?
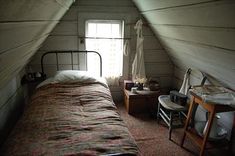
0, 81, 25, 146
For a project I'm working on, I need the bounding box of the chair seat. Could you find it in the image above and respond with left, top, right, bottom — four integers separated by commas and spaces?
158, 95, 186, 111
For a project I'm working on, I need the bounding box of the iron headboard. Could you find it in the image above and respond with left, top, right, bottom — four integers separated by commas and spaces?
41, 50, 102, 77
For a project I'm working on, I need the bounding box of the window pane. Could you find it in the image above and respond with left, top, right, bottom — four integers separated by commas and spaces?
85, 20, 123, 77
97, 23, 111, 38
87, 23, 96, 37
111, 24, 120, 37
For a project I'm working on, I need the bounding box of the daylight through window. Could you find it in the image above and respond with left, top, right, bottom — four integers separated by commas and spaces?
85, 20, 124, 77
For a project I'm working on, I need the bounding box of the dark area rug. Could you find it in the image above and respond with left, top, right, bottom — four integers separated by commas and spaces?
116, 103, 233, 156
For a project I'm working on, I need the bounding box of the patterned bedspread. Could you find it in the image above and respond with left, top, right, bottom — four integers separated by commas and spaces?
1, 82, 138, 155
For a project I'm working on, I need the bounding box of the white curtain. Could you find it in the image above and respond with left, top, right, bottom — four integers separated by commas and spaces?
132, 19, 146, 81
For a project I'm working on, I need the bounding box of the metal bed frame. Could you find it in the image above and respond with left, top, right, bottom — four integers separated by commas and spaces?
41, 50, 102, 77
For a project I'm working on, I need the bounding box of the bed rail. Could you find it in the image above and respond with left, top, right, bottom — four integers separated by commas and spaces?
41, 50, 102, 77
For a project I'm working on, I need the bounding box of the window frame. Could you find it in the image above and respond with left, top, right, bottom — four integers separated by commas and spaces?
85, 19, 124, 77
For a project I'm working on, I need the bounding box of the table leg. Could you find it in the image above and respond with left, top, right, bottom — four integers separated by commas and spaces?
181, 96, 196, 147
169, 111, 173, 140
200, 105, 216, 156
229, 115, 235, 152
157, 102, 161, 123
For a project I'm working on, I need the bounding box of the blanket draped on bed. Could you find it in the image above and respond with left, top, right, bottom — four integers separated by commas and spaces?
1, 82, 138, 155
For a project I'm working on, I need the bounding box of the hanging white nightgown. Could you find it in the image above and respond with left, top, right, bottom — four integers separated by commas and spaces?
132, 19, 146, 81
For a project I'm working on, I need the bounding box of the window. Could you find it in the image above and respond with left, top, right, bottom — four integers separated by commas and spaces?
85, 20, 124, 77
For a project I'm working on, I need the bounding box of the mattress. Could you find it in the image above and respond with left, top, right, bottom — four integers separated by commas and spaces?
1, 71, 138, 155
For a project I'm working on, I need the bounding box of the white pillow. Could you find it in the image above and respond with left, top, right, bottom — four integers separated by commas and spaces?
55, 70, 95, 82
37, 70, 107, 88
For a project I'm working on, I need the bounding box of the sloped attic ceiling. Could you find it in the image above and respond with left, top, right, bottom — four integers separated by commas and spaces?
133, 0, 235, 90
0, 0, 74, 88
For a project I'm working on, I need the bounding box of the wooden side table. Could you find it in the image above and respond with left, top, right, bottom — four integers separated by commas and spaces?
181, 90, 235, 156
124, 88, 160, 115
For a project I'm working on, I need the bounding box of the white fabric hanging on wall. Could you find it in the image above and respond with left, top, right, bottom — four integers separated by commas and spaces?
179, 69, 191, 95
132, 19, 146, 81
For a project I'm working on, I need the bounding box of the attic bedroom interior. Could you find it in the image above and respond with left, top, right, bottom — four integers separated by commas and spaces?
0, 0, 235, 155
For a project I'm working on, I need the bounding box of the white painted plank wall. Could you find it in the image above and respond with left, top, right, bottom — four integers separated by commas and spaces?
0, 69, 25, 145
0, 0, 74, 144
133, 0, 235, 90
29, 0, 173, 101
133, 0, 235, 143
0, 0, 74, 87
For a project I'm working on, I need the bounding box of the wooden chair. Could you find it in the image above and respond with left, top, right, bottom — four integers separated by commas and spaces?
157, 68, 207, 140
157, 92, 188, 140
